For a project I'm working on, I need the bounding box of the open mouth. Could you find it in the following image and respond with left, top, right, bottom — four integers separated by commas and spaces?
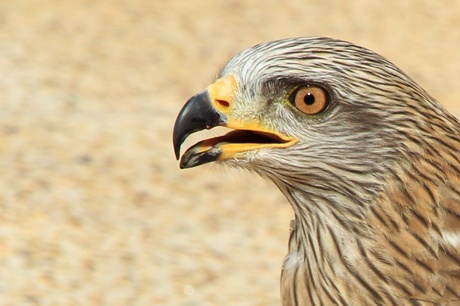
179, 129, 294, 169
199, 129, 289, 146
172, 88, 297, 169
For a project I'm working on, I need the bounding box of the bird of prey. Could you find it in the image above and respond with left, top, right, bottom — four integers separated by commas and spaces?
173, 37, 460, 305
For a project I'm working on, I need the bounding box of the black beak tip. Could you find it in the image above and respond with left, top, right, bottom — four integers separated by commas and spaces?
173, 133, 182, 161
174, 150, 180, 161
173, 90, 227, 167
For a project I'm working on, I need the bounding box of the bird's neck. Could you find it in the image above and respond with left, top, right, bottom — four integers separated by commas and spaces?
275, 181, 390, 305
277, 183, 367, 258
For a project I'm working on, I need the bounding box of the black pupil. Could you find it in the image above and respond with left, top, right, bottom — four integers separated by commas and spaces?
304, 92, 315, 105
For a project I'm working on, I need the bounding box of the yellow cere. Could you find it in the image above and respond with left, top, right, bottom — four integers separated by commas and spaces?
206, 74, 237, 115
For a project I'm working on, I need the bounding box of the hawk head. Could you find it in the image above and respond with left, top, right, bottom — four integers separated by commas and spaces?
174, 37, 454, 200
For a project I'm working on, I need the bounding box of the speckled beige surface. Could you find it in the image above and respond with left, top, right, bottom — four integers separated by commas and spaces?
0, 1, 459, 305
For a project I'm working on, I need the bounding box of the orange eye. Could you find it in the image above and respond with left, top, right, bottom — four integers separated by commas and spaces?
291, 85, 329, 115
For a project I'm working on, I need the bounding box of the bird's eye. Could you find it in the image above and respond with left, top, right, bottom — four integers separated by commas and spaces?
291, 85, 329, 115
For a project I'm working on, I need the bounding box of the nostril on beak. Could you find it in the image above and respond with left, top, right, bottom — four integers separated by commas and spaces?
216, 99, 230, 108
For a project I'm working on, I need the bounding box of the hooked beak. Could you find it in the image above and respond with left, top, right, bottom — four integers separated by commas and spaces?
173, 75, 297, 169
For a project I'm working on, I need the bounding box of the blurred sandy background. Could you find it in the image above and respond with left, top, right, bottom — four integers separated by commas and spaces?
0, 1, 459, 305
